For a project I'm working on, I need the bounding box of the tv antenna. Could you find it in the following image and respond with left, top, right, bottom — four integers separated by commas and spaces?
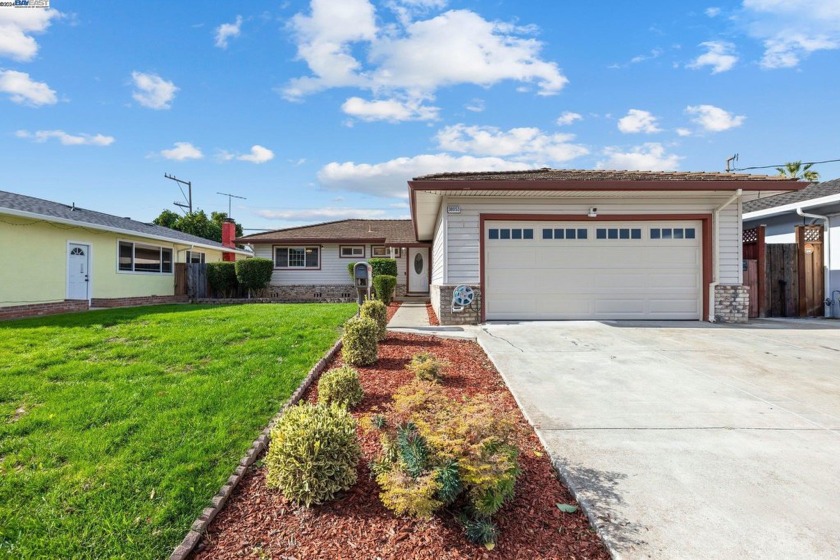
165, 173, 192, 213
725, 153, 739, 173
217, 191, 247, 218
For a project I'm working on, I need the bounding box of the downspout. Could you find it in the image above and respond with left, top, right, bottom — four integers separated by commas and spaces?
709, 189, 743, 322
796, 207, 831, 318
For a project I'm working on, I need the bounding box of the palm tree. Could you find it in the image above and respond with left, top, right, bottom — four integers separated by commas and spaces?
776, 161, 820, 182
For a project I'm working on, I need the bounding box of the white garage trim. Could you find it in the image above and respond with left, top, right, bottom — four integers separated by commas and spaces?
479, 214, 712, 321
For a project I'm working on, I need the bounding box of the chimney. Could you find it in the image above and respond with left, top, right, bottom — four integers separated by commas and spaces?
222, 220, 236, 262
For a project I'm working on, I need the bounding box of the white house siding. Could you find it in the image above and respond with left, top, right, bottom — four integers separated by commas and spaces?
254, 243, 408, 286
432, 212, 446, 285
439, 195, 743, 285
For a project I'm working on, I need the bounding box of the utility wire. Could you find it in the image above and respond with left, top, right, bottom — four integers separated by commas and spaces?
732, 157, 840, 172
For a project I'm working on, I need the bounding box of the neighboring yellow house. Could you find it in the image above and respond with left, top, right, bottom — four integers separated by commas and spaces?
0, 190, 251, 319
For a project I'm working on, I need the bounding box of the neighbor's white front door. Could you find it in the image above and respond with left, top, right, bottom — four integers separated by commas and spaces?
407, 247, 430, 293
67, 243, 90, 300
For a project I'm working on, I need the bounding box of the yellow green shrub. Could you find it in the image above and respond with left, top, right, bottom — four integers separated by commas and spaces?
376, 469, 442, 518
341, 315, 378, 366
265, 403, 360, 507
406, 352, 447, 382
318, 365, 364, 409
360, 299, 388, 341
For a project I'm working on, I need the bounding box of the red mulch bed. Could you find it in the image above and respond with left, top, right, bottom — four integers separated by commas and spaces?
193, 333, 608, 560
426, 303, 440, 326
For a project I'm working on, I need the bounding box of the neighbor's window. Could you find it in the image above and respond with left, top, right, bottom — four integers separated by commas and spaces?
118, 241, 173, 273
340, 246, 365, 258
371, 246, 402, 258
186, 251, 205, 264
274, 246, 320, 269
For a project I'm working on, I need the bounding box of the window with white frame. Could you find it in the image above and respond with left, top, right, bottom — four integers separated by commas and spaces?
186, 250, 205, 264
118, 241, 173, 273
340, 245, 364, 258
371, 246, 402, 258
274, 246, 320, 269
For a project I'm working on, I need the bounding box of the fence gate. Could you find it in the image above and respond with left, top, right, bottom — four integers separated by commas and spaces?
742, 226, 766, 317
186, 263, 208, 299
797, 225, 824, 317
766, 244, 798, 317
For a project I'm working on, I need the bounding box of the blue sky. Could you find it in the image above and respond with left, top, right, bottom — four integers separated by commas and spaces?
2, 0, 839, 232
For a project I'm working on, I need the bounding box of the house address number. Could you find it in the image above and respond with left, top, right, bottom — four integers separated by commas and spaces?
447, 204, 461, 214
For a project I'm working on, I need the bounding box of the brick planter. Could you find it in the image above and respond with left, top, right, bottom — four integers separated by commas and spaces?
431, 284, 481, 325
715, 284, 749, 323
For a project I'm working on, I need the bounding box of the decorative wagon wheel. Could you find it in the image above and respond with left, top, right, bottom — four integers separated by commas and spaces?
452, 285, 475, 308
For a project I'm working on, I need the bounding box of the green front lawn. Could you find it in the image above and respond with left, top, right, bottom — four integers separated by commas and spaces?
0, 303, 356, 558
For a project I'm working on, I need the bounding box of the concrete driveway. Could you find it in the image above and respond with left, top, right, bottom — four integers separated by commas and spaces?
476, 320, 840, 559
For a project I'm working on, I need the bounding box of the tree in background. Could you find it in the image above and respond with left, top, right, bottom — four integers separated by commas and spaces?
152, 209, 244, 243
776, 161, 820, 182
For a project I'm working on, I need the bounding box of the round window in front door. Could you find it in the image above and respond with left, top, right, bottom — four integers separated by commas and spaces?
414, 252, 424, 274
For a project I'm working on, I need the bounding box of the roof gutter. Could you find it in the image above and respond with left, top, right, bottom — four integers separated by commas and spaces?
796, 207, 832, 317
709, 189, 743, 322
0, 207, 252, 256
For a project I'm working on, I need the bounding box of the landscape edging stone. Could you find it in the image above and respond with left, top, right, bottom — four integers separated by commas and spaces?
168, 337, 344, 560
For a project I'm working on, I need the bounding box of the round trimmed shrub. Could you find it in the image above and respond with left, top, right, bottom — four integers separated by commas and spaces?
342, 315, 379, 366
207, 262, 238, 298
373, 274, 397, 305
318, 365, 364, 409
265, 403, 360, 507
360, 299, 388, 340
235, 258, 273, 295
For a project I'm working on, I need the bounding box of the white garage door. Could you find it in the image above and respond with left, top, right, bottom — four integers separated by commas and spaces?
485, 220, 702, 320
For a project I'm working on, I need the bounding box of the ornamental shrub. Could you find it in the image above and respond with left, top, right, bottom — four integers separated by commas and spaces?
318, 365, 364, 409
360, 299, 388, 340
406, 352, 446, 382
368, 258, 397, 278
235, 258, 273, 296
371, 380, 520, 547
206, 262, 238, 298
265, 403, 360, 507
346, 262, 357, 280
373, 275, 397, 305
342, 315, 379, 366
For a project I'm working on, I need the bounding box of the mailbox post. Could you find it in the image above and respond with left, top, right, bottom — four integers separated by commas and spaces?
353, 262, 373, 306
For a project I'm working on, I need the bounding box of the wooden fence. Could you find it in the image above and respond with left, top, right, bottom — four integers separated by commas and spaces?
174, 263, 208, 299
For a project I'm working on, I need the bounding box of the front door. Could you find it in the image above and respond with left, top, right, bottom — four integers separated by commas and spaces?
407, 247, 429, 293
67, 243, 90, 300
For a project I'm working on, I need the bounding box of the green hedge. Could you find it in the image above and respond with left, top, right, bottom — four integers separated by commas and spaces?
369, 258, 397, 278
373, 275, 396, 305
206, 262, 238, 298
235, 258, 273, 295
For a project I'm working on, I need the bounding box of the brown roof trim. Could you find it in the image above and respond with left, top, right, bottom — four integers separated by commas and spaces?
235, 237, 387, 244
408, 178, 804, 192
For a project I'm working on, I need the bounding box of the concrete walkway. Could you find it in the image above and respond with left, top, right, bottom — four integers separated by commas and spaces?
387, 302, 476, 339
477, 320, 840, 560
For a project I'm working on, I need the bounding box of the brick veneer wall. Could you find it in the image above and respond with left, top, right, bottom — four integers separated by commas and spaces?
714, 284, 749, 323
431, 284, 481, 325
0, 300, 89, 321
90, 295, 189, 308
260, 284, 407, 303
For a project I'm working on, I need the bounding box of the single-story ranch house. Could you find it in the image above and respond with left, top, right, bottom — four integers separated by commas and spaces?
241, 169, 802, 324
743, 178, 840, 317
0, 190, 250, 320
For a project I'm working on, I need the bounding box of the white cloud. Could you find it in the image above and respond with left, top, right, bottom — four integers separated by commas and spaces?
464, 98, 485, 112
255, 207, 388, 221
131, 71, 178, 110
341, 96, 439, 122
685, 104, 745, 131
0, 8, 60, 61
318, 153, 533, 198
617, 109, 662, 134
705, 7, 721, 17
597, 143, 682, 171
237, 145, 274, 164
15, 129, 114, 146
556, 111, 582, 126
160, 142, 203, 161
689, 41, 738, 73
742, 0, 840, 68
435, 124, 588, 162
676, 127, 692, 137
283, 2, 567, 103
0, 70, 56, 106
215, 15, 243, 49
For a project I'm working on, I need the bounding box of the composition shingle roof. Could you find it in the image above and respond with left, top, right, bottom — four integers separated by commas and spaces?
414, 168, 794, 182
742, 178, 840, 213
238, 219, 419, 244
0, 190, 231, 249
